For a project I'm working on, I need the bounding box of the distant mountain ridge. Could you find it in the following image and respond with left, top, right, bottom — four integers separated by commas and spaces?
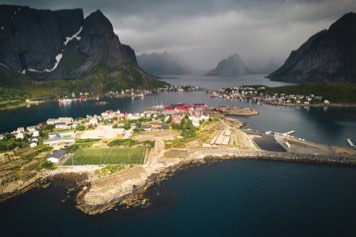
0, 5, 165, 91
268, 12, 356, 83
207, 53, 251, 76
137, 52, 193, 76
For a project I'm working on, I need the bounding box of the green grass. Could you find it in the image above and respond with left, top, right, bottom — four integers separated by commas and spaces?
65, 147, 146, 165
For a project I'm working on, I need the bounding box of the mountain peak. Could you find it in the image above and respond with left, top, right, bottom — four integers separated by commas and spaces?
268, 12, 356, 83
206, 53, 250, 76
82, 9, 113, 35
329, 12, 356, 33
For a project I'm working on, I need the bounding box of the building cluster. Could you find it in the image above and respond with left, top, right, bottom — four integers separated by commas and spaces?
208, 86, 263, 100
44, 130, 76, 146
46, 117, 77, 130
146, 103, 210, 127
1, 103, 214, 164
208, 85, 330, 105
1, 125, 41, 148
58, 85, 202, 105
261, 93, 327, 106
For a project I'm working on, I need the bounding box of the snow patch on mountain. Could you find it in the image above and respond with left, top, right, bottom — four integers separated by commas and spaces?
26, 26, 82, 73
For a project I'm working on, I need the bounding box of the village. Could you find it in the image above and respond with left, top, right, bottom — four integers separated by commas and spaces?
58, 85, 202, 104
208, 85, 331, 106
1, 101, 355, 214
0, 102, 246, 198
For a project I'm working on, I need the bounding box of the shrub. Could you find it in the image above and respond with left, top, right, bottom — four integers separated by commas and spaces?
41, 161, 54, 170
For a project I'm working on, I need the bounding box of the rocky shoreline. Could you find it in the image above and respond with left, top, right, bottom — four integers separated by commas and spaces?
74, 150, 356, 215
1, 150, 355, 214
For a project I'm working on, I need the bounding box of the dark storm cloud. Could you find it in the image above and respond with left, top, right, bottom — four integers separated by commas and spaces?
1, 0, 356, 71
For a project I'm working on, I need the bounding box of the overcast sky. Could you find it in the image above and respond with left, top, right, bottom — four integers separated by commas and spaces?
1, 0, 356, 71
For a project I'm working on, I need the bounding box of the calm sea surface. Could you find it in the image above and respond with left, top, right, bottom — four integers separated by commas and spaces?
0, 160, 355, 237
0, 75, 355, 146
0, 75, 355, 236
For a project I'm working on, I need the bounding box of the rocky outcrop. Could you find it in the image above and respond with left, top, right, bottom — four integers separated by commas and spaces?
268, 12, 356, 83
207, 53, 251, 76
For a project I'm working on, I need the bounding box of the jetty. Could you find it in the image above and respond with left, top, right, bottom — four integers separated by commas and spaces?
283, 130, 295, 136
347, 138, 356, 148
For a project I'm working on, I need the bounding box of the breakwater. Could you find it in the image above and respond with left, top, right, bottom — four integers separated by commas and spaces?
75, 150, 356, 215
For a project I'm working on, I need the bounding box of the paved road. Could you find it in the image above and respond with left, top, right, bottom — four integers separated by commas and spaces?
144, 139, 165, 167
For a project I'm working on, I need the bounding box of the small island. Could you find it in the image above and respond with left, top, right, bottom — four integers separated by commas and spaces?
0, 103, 355, 215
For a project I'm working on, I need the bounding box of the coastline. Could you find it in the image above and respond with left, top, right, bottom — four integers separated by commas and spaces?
74, 149, 356, 215
0, 100, 47, 111
1, 100, 355, 216
263, 102, 356, 108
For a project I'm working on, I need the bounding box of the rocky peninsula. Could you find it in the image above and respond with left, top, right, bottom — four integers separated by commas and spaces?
1, 104, 355, 215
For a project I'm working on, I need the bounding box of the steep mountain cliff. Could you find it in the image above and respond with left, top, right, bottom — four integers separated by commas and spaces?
207, 53, 251, 76
137, 52, 192, 76
0, 5, 164, 91
267, 12, 356, 83
0, 5, 83, 72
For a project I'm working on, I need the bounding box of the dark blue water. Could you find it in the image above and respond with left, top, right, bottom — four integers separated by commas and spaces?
1, 159, 355, 237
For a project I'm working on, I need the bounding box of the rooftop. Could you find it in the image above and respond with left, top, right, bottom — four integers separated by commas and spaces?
49, 150, 67, 159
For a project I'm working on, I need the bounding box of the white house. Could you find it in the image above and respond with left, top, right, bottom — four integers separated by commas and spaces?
27, 126, 37, 132
47, 150, 67, 163
31, 138, 39, 143
46, 118, 58, 125
55, 122, 70, 130
32, 130, 40, 137
30, 142, 38, 148
89, 118, 98, 125
16, 132, 25, 139
57, 117, 73, 124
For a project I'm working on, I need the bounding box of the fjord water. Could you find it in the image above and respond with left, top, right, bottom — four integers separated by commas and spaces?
0, 75, 356, 236
0, 74, 355, 146
0, 160, 356, 237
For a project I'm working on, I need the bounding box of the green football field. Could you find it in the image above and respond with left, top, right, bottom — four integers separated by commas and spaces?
65, 147, 146, 165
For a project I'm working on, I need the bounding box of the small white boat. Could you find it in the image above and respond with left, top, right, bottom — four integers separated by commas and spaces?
58, 98, 72, 103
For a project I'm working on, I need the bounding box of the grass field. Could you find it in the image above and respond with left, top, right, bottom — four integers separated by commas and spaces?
65, 147, 146, 165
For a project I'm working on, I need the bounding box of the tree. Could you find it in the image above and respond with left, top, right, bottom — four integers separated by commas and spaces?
76, 124, 85, 131
135, 120, 142, 128
41, 124, 54, 131
123, 119, 131, 130
41, 161, 53, 170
